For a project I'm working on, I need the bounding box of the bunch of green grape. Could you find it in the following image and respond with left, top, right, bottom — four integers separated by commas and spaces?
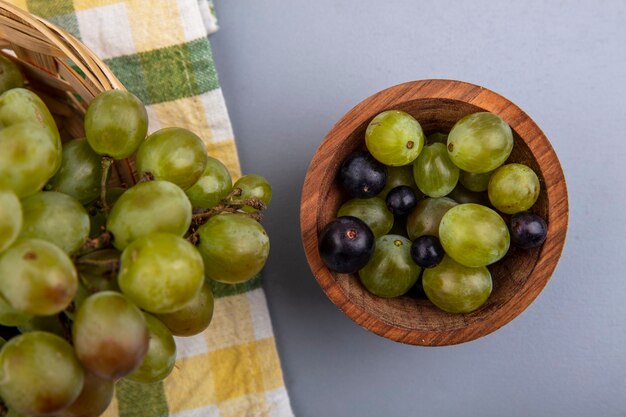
320, 109, 547, 315
0, 57, 271, 417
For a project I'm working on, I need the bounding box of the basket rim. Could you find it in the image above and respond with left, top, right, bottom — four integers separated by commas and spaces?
0, 0, 124, 92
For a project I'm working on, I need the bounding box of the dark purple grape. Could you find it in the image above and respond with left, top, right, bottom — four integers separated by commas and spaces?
318, 216, 375, 273
410, 235, 445, 268
510, 213, 547, 249
386, 186, 417, 216
338, 151, 387, 198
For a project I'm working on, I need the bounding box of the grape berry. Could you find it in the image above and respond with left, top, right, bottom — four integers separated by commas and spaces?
510, 212, 548, 249
338, 150, 387, 198
318, 216, 375, 273
385, 186, 418, 217
410, 235, 445, 268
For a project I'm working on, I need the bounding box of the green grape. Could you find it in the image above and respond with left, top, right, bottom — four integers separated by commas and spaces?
0, 187, 22, 252
427, 132, 448, 145
0, 239, 77, 315
365, 110, 425, 166
0, 55, 24, 93
156, 281, 214, 336
0, 123, 60, 198
377, 165, 421, 198
232, 174, 272, 212
439, 203, 510, 267
0, 296, 31, 326
406, 197, 457, 240
136, 127, 208, 190
84, 90, 148, 159
459, 170, 493, 192
0, 331, 84, 416
197, 213, 269, 284
488, 163, 540, 214
47, 138, 103, 204
337, 197, 393, 238
413, 142, 459, 197
107, 180, 192, 250
423, 255, 492, 313
0, 89, 62, 183
20, 191, 90, 254
17, 314, 67, 338
446, 183, 489, 205
0, 57, 22, 92
73, 291, 149, 380
127, 313, 176, 383
57, 371, 114, 417
0, 88, 60, 148
185, 156, 233, 209
75, 249, 121, 293
358, 235, 420, 297
447, 112, 513, 173
118, 233, 204, 314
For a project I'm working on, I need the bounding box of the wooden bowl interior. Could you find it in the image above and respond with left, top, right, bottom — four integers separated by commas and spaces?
317, 98, 548, 334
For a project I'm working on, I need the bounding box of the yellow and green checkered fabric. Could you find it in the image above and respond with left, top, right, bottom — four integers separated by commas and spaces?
7, 1, 294, 416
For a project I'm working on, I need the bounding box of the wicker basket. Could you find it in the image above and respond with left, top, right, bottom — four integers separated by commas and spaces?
0, 0, 134, 187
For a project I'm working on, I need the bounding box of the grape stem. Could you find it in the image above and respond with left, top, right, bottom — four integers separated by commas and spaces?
100, 156, 114, 215
186, 188, 265, 245
139, 171, 154, 183
73, 231, 113, 259
74, 255, 119, 271
191, 204, 263, 223
190, 187, 266, 223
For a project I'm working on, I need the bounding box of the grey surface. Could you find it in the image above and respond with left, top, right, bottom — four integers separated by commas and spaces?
210, 1, 626, 416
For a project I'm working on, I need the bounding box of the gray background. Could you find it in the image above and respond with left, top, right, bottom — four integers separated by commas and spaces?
211, 1, 626, 416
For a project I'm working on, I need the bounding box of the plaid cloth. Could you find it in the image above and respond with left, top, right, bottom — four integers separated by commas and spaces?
8, 1, 294, 416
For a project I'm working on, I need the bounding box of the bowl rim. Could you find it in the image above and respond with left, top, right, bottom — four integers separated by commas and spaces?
300, 79, 569, 346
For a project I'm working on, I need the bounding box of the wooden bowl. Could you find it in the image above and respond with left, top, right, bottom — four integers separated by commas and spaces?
300, 79, 568, 346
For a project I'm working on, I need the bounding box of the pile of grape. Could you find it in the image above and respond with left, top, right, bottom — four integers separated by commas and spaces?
0, 56, 271, 417
319, 109, 547, 314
